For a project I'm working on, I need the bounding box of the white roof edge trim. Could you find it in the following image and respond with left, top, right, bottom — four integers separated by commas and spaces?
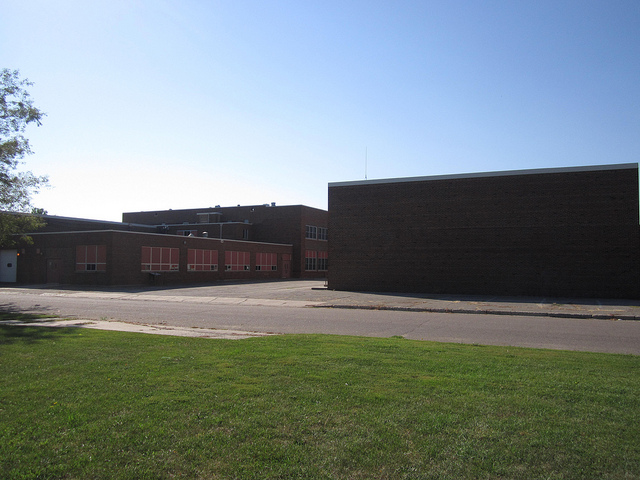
328, 163, 638, 188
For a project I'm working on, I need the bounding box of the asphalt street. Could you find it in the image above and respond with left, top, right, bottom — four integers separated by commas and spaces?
0, 281, 638, 354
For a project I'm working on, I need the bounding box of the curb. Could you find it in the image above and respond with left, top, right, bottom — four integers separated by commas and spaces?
313, 304, 640, 321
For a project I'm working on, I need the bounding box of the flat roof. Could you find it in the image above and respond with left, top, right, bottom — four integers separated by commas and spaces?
1, 211, 156, 230
123, 204, 327, 215
328, 163, 638, 188
23, 229, 293, 246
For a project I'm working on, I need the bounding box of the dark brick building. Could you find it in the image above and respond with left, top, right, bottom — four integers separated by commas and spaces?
17, 229, 292, 286
328, 163, 640, 299
123, 204, 328, 279
5, 203, 327, 286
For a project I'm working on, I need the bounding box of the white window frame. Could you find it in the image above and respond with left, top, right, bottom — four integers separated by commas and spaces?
305, 225, 317, 239
305, 250, 317, 271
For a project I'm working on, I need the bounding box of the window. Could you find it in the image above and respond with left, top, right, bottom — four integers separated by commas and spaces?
318, 227, 328, 241
317, 251, 328, 271
243, 229, 249, 240
141, 246, 179, 272
255, 252, 277, 271
187, 249, 218, 272
76, 245, 106, 272
305, 250, 317, 271
225, 251, 250, 271
305, 225, 317, 239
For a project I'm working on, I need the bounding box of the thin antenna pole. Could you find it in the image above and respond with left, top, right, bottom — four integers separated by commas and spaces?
365, 147, 368, 180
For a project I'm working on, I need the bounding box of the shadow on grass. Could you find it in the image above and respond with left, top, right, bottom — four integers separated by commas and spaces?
0, 324, 78, 345
0, 304, 75, 345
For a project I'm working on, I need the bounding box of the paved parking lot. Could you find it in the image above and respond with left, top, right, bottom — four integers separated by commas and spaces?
1, 280, 639, 353
4, 279, 639, 320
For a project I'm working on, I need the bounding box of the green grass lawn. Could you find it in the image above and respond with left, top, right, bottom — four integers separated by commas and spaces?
1, 324, 638, 479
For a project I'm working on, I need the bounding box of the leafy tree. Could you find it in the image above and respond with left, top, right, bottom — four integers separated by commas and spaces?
0, 68, 48, 246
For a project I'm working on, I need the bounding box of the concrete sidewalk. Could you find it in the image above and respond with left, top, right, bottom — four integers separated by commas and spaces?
315, 291, 640, 320
2, 280, 639, 321
0, 318, 274, 339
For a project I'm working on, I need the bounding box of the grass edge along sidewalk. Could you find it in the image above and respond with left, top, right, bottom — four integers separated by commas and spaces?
1, 325, 638, 480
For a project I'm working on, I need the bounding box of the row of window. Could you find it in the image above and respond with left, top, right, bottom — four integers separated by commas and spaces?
142, 246, 180, 271
76, 245, 107, 272
305, 225, 328, 241
187, 248, 218, 271
255, 252, 278, 271
225, 250, 250, 271
75, 246, 283, 273
305, 250, 328, 271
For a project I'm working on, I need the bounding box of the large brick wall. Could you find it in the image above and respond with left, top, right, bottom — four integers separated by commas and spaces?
16, 230, 292, 286
328, 164, 640, 299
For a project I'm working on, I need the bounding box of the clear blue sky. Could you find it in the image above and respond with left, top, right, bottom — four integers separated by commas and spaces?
3, 1, 639, 222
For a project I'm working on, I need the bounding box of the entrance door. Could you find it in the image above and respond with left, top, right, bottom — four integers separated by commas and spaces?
282, 254, 291, 279
47, 258, 62, 284
0, 250, 17, 283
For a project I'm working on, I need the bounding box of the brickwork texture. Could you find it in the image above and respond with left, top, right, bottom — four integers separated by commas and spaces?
17, 231, 292, 286
328, 164, 640, 299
